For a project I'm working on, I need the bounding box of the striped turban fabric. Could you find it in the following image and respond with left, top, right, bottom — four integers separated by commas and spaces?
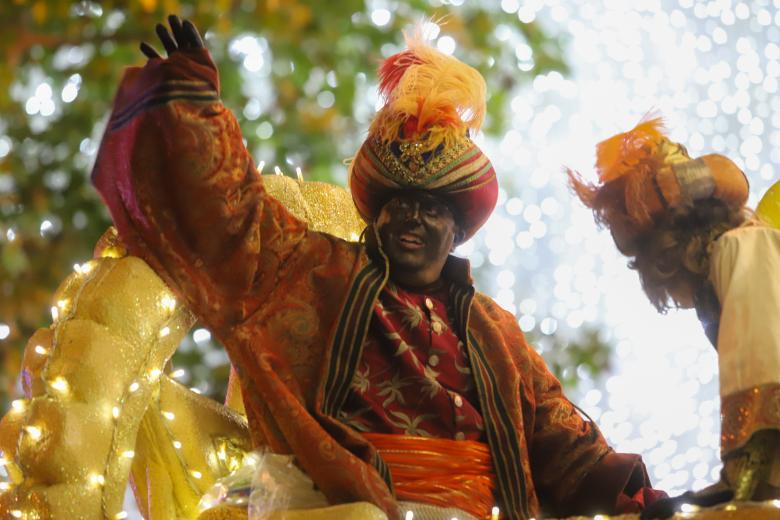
349, 135, 497, 242
348, 31, 498, 242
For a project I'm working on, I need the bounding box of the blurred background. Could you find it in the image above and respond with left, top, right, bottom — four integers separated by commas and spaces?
1, 0, 779, 499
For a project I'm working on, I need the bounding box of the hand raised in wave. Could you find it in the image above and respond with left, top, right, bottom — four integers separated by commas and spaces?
140, 14, 204, 60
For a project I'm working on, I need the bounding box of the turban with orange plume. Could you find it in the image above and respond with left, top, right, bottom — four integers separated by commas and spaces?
568, 116, 749, 252
349, 30, 498, 242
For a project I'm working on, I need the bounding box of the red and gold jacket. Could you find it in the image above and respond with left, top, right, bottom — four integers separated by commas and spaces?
92, 48, 655, 519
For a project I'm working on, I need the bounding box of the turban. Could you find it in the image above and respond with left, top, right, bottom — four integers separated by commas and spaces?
569, 116, 749, 252
349, 32, 498, 242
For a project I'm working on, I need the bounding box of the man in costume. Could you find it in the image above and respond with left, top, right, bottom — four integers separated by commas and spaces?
569, 117, 780, 516
92, 16, 663, 519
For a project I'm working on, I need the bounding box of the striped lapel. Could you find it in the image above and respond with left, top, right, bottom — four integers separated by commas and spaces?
451, 286, 530, 520
320, 226, 391, 488
321, 259, 387, 416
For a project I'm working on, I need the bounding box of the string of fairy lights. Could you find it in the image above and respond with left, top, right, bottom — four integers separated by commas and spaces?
0, 262, 246, 518
1, 257, 188, 519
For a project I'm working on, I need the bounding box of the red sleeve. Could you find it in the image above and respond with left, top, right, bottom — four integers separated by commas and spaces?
565, 451, 667, 515
91, 49, 306, 331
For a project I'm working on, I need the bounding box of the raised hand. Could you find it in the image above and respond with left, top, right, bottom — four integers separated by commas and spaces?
140, 15, 204, 60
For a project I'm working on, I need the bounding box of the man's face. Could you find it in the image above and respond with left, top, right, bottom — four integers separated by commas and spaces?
376, 191, 460, 287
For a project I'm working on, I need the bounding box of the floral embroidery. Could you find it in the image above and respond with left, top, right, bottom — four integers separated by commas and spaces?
387, 410, 436, 436
400, 303, 424, 329
352, 363, 371, 394
377, 373, 412, 407
418, 373, 443, 400
340, 280, 484, 440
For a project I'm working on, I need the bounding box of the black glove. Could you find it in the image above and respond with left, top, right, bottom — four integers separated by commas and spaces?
640, 488, 734, 519
140, 14, 204, 60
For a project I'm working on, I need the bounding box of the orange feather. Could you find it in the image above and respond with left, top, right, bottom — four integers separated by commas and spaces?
596, 116, 666, 183
378, 49, 425, 101
370, 28, 486, 152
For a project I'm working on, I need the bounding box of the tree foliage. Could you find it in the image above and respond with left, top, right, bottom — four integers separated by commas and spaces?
0, 0, 570, 407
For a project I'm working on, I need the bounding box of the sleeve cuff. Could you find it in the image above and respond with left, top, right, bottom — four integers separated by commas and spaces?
563, 451, 651, 516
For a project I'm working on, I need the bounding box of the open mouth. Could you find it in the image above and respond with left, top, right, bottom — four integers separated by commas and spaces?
398, 232, 424, 249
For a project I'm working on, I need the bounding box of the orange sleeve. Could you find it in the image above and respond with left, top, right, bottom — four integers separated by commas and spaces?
525, 345, 640, 515
92, 49, 306, 331
525, 345, 661, 515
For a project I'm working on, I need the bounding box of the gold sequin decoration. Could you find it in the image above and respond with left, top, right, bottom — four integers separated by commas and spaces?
371, 135, 471, 185
721, 383, 780, 455
262, 174, 367, 239
0, 177, 370, 519
0, 228, 198, 518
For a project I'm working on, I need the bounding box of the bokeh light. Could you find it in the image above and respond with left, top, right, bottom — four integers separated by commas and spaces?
4, 0, 780, 512
457, 0, 780, 495
186, 0, 769, 496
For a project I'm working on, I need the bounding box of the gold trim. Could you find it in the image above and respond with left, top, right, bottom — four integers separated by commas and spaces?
370, 136, 471, 186
721, 383, 780, 455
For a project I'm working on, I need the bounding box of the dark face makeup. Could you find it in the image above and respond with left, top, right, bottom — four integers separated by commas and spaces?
376, 191, 460, 288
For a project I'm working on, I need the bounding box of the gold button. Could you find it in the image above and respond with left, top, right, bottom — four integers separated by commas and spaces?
425, 297, 434, 310
455, 432, 465, 441
454, 395, 463, 408
432, 322, 442, 333
428, 355, 439, 367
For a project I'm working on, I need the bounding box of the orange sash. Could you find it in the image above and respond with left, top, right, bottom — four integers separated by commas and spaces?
363, 432, 497, 519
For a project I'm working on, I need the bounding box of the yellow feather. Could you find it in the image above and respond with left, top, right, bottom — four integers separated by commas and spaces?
371, 29, 486, 152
